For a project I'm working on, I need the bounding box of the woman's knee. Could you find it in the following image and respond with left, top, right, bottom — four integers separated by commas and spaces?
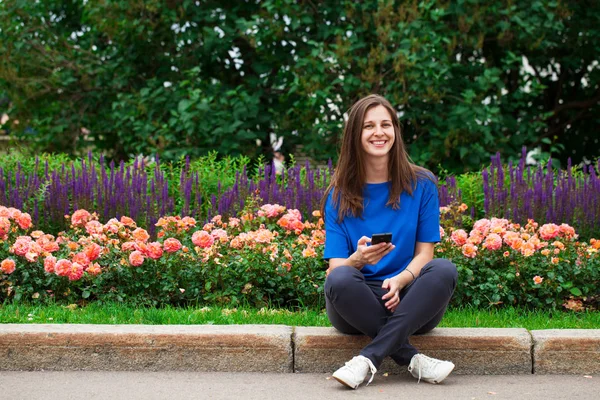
325, 265, 362, 295
423, 258, 458, 284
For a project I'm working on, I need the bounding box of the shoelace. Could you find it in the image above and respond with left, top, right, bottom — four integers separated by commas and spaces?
412, 354, 442, 384
348, 356, 377, 386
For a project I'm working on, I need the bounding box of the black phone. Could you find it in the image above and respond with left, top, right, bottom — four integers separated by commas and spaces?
371, 232, 392, 245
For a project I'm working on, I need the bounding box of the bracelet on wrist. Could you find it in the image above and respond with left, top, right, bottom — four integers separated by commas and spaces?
404, 268, 416, 280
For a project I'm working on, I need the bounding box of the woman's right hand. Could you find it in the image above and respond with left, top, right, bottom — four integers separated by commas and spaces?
352, 236, 395, 268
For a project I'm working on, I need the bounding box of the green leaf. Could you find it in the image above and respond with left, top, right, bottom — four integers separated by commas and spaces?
570, 287, 582, 297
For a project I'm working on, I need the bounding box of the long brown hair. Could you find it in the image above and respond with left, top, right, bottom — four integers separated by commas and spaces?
321, 94, 434, 222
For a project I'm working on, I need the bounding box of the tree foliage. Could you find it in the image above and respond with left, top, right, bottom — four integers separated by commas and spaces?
1, 0, 598, 172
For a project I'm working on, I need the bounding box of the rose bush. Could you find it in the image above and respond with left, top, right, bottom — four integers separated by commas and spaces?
439, 203, 600, 310
0, 202, 325, 308
1, 201, 598, 310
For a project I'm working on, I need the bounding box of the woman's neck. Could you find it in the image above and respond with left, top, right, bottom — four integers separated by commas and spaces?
364, 157, 389, 183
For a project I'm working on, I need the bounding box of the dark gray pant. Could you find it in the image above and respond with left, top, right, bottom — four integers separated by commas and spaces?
324, 258, 457, 369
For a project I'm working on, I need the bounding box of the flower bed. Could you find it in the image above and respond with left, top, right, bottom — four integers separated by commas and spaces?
439, 204, 599, 311
1, 202, 598, 310
0, 200, 326, 308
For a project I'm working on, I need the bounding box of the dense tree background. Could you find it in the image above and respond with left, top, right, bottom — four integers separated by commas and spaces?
0, 0, 598, 173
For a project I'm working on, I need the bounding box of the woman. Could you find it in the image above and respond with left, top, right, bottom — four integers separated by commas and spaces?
322, 94, 458, 389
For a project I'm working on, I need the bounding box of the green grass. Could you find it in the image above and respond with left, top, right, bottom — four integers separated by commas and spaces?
0, 302, 598, 329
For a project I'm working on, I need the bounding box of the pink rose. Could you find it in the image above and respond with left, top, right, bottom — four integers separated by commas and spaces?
68, 262, 84, 281
15, 212, 32, 230
55, 259, 73, 277
539, 224, 560, 240
71, 209, 92, 227
451, 229, 468, 246
44, 256, 57, 274
163, 238, 182, 253
461, 243, 478, 258
192, 230, 214, 248
129, 251, 145, 267
482, 233, 503, 251
84, 243, 102, 261
146, 242, 163, 260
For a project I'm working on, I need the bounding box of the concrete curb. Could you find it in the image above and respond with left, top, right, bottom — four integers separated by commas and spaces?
0, 324, 293, 372
532, 329, 600, 374
0, 325, 598, 374
294, 327, 532, 375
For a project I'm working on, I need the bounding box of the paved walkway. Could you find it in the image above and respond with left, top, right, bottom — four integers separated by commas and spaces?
0, 372, 596, 400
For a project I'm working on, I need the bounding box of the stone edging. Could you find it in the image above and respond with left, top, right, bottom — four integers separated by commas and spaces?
0, 325, 598, 374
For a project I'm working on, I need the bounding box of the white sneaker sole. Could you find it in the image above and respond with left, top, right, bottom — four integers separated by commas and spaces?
422, 362, 455, 384
332, 375, 359, 389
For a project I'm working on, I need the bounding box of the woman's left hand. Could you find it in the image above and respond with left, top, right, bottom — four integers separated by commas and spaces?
381, 277, 402, 313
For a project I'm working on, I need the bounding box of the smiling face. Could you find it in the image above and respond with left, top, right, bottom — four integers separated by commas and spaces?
360, 105, 395, 161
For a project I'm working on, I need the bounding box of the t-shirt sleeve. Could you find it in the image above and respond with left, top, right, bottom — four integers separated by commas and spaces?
416, 178, 441, 243
323, 193, 352, 260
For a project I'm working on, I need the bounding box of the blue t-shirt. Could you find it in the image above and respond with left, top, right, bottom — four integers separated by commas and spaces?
323, 178, 440, 281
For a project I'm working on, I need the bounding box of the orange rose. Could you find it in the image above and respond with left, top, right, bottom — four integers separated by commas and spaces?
146, 242, 163, 259
38, 237, 60, 253
163, 238, 182, 253
25, 251, 39, 263
0, 217, 10, 239
129, 251, 145, 266
472, 219, 491, 236
55, 259, 72, 277
132, 228, 150, 242
1, 258, 16, 274
539, 223, 560, 240
533, 275, 543, 285
302, 246, 317, 258
85, 220, 104, 235
182, 216, 197, 227
211, 228, 229, 243
503, 231, 523, 250
86, 262, 102, 276
68, 262, 84, 281
192, 230, 214, 248
71, 209, 92, 227
254, 229, 274, 244
11, 237, 32, 256
451, 229, 468, 246
468, 231, 484, 245
72, 252, 91, 267
520, 242, 536, 257
15, 212, 32, 230
461, 243, 478, 258
44, 256, 57, 274
120, 216, 136, 226
84, 243, 102, 261
559, 224, 576, 239
121, 241, 137, 252
482, 233, 503, 251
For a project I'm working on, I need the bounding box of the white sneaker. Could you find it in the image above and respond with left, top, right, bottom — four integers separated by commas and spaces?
408, 353, 455, 384
332, 355, 377, 389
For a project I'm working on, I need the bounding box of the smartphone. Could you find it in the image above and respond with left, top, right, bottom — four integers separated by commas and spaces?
371, 232, 392, 245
